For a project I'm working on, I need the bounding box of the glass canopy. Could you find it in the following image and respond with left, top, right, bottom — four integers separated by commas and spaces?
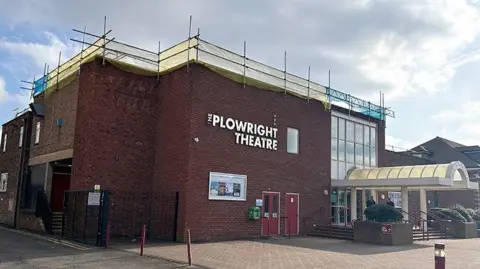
346, 162, 463, 181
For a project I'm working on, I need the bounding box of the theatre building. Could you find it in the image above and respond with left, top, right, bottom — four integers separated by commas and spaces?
0, 31, 392, 242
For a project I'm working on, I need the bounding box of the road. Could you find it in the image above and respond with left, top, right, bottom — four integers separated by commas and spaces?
0, 228, 194, 269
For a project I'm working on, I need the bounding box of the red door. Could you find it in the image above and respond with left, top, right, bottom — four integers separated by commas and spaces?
285, 193, 299, 235
50, 174, 71, 212
261, 192, 280, 236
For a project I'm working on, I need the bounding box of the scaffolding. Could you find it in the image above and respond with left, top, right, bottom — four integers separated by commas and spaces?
24, 17, 395, 121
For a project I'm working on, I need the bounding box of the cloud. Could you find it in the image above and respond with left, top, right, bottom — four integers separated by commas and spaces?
0, 76, 8, 103
0, 32, 79, 78
0, 0, 479, 101
2, 0, 480, 148
385, 134, 415, 151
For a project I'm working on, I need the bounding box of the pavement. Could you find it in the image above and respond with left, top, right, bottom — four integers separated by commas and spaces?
0, 227, 198, 269
113, 236, 480, 269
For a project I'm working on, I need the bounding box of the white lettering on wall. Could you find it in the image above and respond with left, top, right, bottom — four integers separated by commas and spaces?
208, 113, 278, 151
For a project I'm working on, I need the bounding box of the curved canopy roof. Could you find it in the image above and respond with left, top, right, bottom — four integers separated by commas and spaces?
332, 161, 478, 190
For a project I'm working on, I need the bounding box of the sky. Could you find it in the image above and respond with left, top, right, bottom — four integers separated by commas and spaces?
1, 0, 480, 151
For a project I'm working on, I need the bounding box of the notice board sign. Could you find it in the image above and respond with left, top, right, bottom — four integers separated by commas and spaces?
88, 192, 101, 206
381, 224, 392, 235
208, 172, 247, 201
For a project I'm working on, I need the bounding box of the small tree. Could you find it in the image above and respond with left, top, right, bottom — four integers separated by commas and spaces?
364, 204, 403, 223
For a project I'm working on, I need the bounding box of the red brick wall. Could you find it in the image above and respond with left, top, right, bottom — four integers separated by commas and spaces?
30, 77, 79, 158
72, 59, 159, 237
185, 65, 331, 241
151, 66, 193, 241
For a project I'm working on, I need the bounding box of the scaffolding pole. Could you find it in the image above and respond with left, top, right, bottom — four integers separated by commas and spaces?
157, 41, 161, 83
187, 15, 192, 71
56, 52, 61, 90
102, 16, 107, 66
307, 66, 311, 103
196, 28, 200, 62
284, 51, 287, 95
243, 41, 247, 88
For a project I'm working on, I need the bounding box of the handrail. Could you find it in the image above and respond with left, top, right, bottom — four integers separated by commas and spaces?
34, 191, 53, 234
426, 210, 458, 222
412, 210, 451, 239
398, 208, 430, 241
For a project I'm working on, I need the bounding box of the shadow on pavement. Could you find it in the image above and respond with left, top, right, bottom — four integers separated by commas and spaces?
252, 236, 431, 255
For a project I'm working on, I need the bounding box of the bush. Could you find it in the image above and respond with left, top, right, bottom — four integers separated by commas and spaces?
466, 208, 476, 218
434, 208, 467, 222
364, 204, 403, 223
473, 209, 480, 222
450, 204, 474, 222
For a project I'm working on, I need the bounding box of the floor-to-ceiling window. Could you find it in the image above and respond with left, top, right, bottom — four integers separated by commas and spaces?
331, 112, 378, 225
331, 113, 377, 180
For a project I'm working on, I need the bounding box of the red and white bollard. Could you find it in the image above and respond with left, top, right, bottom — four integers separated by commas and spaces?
140, 224, 146, 256
186, 229, 192, 266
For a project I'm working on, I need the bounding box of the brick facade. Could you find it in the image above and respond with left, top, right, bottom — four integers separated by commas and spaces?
30, 77, 78, 160
1, 57, 386, 241
0, 114, 28, 225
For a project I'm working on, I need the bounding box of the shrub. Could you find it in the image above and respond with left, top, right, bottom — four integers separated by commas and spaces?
466, 208, 476, 218
450, 204, 474, 222
473, 209, 480, 222
434, 208, 467, 222
364, 204, 403, 223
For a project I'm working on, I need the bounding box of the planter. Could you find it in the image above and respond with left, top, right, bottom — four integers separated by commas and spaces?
353, 221, 413, 246
433, 221, 478, 239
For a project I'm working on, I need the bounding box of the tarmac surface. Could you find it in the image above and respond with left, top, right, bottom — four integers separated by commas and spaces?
0, 227, 196, 269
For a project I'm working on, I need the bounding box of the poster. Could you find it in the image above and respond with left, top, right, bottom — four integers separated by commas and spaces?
388, 191, 402, 208
208, 172, 247, 201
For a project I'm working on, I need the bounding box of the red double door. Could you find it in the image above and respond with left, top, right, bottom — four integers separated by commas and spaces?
261, 192, 299, 236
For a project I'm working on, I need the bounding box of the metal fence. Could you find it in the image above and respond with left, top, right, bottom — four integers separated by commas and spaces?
62, 190, 111, 246
108, 191, 179, 242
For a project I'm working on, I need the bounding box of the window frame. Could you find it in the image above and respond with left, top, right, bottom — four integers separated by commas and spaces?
19, 126, 24, 148
2, 133, 6, 152
0, 173, 7, 192
35, 121, 41, 145
287, 127, 299, 154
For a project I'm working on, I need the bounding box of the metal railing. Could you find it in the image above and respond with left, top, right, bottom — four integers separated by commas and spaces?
34, 191, 53, 234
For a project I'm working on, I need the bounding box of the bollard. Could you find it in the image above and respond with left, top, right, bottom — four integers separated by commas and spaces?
105, 221, 111, 249
434, 242, 445, 269
186, 229, 192, 266
140, 224, 146, 256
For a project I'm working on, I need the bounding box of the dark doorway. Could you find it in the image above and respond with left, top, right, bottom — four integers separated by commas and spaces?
50, 159, 72, 212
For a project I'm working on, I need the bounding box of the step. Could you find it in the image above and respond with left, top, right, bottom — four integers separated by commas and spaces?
309, 233, 354, 240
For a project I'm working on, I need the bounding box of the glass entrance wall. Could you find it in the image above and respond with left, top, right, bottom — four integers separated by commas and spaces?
331, 112, 378, 180
331, 187, 352, 225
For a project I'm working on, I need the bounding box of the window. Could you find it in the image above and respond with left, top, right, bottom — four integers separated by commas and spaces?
338, 118, 345, 140
346, 121, 354, 142
35, 121, 41, 144
287, 127, 299, 154
355, 124, 363, 144
19, 126, 24, 148
331, 138, 338, 160
331, 160, 338, 180
0, 173, 7, 192
370, 127, 376, 146
338, 161, 346, 180
355, 144, 363, 165
338, 140, 345, 161
2, 133, 6, 152
331, 113, 378, 180
346, 142, 354, 163
331, 117, 338, 138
